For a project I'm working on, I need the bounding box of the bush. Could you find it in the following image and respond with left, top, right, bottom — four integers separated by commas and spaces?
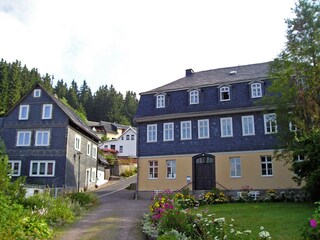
23, 193, 75, 227
69, 191, 99, 209
302, 202, 320, 240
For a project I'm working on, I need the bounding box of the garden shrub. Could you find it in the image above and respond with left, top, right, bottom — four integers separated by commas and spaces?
302, 202, 320, 240
175, 188, 197, 209
69, 191, 99, 209
200, 188, 228, 205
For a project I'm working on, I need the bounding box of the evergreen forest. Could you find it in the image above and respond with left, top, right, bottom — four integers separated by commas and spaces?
0, 59, 139, 126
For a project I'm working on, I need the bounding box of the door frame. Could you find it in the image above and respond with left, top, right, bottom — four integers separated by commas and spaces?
192, 153, 216, 190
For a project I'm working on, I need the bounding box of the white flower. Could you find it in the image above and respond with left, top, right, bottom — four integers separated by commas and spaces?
259, 230, 271, 239
230, 229, 235, 233
244, 230, 252, 234
260, 226, 265, 231
214, 217, 225, 223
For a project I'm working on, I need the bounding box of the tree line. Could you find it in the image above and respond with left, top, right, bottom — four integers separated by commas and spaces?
0, 59, 138, 126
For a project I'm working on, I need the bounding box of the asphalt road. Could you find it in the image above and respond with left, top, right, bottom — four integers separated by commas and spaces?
58, 176, 150, 240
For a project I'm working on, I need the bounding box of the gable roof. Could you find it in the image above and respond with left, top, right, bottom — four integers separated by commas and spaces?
141, 62, 271, 95
5, 83, 100, 142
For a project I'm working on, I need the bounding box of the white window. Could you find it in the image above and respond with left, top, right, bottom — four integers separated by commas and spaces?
189, 90, 199, 104
33, 89, 41, 97
220, 117, 233, 137
91, 168, 96, 182
294, 155, 305, 162
42, 104, 53, 119
230, 157, 241, 177
75, 135, 81, 151
126, 135, 130, 140
264, 113, 277, 134
35, 130, 50, 146
119, 146, 123, 153
261, 156, 273, 176
242, 115, 255, 136
156, 94, 165, 108
30, 161, 55, 177
87, 142, 91, 156
147, 124, 157, 142
149, 161, 158, 179
8, 160, 21, 176
289, 121, 298, 132
251, 82, 262, 98
220, 86, 230, 101
181, 121, 192, 140
131, 135, 134, 140
198, 119, 209, 139
92, 145, 97, 159
166, 160, 176, 179
17, 131, 31, 146
19, 105, 29, 120
163, 122, 174, 141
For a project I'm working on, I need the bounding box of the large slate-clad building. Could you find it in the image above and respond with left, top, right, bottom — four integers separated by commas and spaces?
134, 62, 298, 194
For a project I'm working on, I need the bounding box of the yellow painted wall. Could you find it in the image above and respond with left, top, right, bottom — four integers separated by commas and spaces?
137, 150, 299, 191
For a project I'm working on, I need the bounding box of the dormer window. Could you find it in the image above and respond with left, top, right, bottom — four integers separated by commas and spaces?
19, 105, 29, 120
189, 90, 199, 105
220, 86, 230, 101
156, 94, 165, 108
33, 89, 41, 97
251, 82, 262, 98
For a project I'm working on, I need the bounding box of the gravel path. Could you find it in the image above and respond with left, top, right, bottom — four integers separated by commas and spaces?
58, 178, 150, 240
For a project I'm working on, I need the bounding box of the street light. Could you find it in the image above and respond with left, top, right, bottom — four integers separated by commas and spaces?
76, 152, 82, 192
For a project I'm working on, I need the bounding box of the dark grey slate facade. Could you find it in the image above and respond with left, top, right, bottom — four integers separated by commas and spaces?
1, 84, 100, 190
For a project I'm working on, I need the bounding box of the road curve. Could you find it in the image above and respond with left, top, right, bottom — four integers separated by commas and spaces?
57, 176, 150, 240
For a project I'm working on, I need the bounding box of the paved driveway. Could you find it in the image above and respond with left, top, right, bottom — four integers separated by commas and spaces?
58, 177, 150, 240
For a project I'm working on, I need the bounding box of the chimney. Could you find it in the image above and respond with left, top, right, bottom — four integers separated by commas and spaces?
185, 69, 194, 77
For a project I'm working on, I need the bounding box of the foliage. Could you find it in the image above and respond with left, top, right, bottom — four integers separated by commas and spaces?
120, 167, 137, 177
264, 0, 320, 201
175, 188, 197, 209
302, 202, 320, 239
0, 58, 139, 124
68, 192, 99, 209
199, 188, 228, 205
23, 193, 75, 227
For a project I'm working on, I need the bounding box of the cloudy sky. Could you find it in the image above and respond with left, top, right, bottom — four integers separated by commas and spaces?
0, 0, 296, 95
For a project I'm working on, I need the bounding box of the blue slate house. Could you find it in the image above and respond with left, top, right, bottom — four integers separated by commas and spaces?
0, 83, 100, 192
134, 62, 299, 194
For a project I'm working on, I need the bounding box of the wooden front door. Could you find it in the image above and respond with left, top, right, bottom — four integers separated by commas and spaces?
193, 153, 215, 190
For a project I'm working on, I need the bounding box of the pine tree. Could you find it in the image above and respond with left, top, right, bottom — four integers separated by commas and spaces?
8, 60, 22, 109
124, 91, 139, 126
0, 59, 9, 115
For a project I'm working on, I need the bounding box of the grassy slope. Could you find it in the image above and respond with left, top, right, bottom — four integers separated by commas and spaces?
194, 202, 315, 240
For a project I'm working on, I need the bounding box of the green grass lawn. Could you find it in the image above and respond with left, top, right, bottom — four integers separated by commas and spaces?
193, 202, 315, 240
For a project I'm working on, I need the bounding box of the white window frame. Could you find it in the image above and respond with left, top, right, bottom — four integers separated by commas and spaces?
264, 113, 277, 134
147, 124, 157, 142
119, 146, 123, 153
148, 160, 158, 179
91, 168, 96, 182
180, 121, 192, 140
75, 135, 81, 151
30, 160, 55, 177
19, 105, 29, 120
189, 90, 199, 105
230, 157, 241, 178
8, 160, 21, 176
198, 119, 209, 139
33, 89, 41, 97
42, 104, 53, 119
35, 130, 50, 146
220, 86, 231, 101
163, 122, 174, 141
156, 94, 165, 108
126, 135, 130, 140
220, 117, 233, 137
92, 145, 97, 159
87, 142, 91, 156
166, 160, 176, 179
16, 130, 32, 146
241, 115, 255, 136
131, 135, 134, 140
251, 82, 262, 98
261, 156, 273, 176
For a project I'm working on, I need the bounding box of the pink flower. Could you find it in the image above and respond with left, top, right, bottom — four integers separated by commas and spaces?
310, 219, 317, 229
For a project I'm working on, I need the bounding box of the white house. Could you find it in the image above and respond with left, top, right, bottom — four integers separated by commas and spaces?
100, 127, 137, 158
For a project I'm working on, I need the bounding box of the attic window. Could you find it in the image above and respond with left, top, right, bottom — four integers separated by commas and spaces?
229, 71, 237, 75
34, 89, 41, 97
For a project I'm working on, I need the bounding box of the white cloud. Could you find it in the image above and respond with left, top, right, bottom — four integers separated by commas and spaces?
0, 0, 295, 95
